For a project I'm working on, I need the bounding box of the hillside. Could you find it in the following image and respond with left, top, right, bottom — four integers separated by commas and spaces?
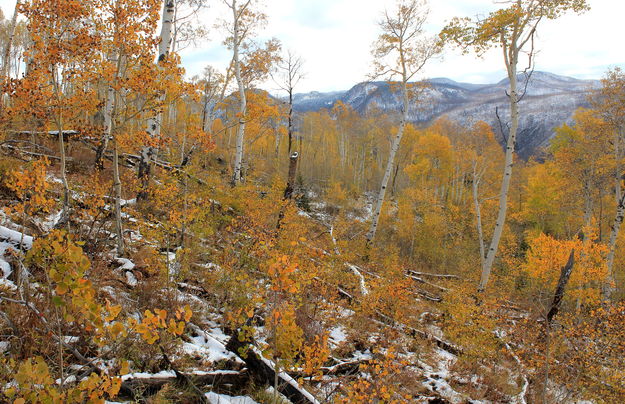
292, 72, 599, 158
1, 1, 624, 403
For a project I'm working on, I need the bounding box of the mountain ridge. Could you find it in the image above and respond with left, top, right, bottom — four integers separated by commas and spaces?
289, 71, 600, 158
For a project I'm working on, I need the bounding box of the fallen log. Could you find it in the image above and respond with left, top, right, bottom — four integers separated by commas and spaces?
225, 333, 321, 404
408, 270, 461, 280
0, 225, 34, 250
119, 369, 249, 399
412, 288, 443, 303
407, 274, 449, 293
1, 143, 66, 161
288, 358, 367, 379
374, 310, 462, 356
310, 276, 460, 356
8, 129, 82, 138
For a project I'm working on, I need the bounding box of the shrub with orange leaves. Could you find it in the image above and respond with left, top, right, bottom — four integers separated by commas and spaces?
130, 306, 192, 345
3, 158, 55, 217
522, 227, 609, 304
301, 333, 330, 380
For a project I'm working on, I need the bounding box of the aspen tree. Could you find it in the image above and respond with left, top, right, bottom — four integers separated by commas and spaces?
0, 0, 20, 115
273, 50, 304, 155
224, 0, 250, 185
466, 122, 500, 273
106, 54, 125, 255
593, 68, 625, 294
94, 0, 160, 251
137, 0, 175, 200
441, 0, 590, 291
221, 0, 279, 185
366, 0, 440, 243
550, 110, 612, 237
166, 0, 209, 129
18, 0, 101, 224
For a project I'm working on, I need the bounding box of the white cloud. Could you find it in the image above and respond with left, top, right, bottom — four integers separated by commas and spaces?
193, 0, 625, 92
1, 0, 623, 92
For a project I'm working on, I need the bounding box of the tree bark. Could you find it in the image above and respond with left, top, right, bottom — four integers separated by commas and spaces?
367, 70, 408, 243
225, 333, 320, 404
479, 49, 519, 291
547, 249, 575, 323
112, 139, 124, 255
473, 163, 486, 273
109, 55, 125, 255
284, 152, 299, 200
0, 0, 20, 115
231, 0, 247, 186
288, 88, 294, 155
94, 56, 117, 170
201, 80, 212, 133
605, 192, 625, 296
138, 0, 175, 199
605, 129, 625, 297
50, 65, 71, 224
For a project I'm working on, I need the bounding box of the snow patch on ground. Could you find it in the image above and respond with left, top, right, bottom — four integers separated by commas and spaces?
38, 211, 63, 232
352, 350, 373, 361
417, 348, 483, 404
0, 278, 16, 291
195, 262, 222, 271
115, 258, 135, 271
183, 326, 241, 364
0, 244, 12, 278
205, 392, 258, 404
0, 225, 35, 279
0, 225, 34, 249
121, 370, 176, 381
114, 258, 137, 286
329, 326, 348, 346
125, 271, 137, 287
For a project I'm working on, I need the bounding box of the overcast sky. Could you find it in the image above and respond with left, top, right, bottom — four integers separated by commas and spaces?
1, 0, 623, 93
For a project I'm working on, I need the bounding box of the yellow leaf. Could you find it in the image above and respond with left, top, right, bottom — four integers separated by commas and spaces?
120, 361, 130, 376
105, 303, 122, 322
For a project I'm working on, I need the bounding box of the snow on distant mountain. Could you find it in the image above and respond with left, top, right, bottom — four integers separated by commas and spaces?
291, 71, 600, 158
291, 91, 345, 112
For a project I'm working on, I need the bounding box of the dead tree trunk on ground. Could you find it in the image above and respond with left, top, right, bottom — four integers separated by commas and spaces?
284, 152, 299, 200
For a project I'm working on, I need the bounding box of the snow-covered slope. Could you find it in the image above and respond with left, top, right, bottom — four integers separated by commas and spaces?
292, 71, 600, 158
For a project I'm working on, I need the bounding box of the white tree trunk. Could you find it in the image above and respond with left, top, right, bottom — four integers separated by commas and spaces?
202, 81, 212, 133
108, 55, 125, 255
50, 65, 70, 223
605, 130, 625, 296
138, 0, 175, 196
366, 77, 408, 243
157, 0, 175, 64
605, 192, 625, 295
615, 131, 622, 204
288, 89, 294, 154
0, 1, 20, 113
479, 55, 519, 291
473, 164, 486, 273
231, 0, 247, 185
581, 179, 594, 234
113, 140, 124, 255
94, 56, 117, 169
58, 117, 70, 215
